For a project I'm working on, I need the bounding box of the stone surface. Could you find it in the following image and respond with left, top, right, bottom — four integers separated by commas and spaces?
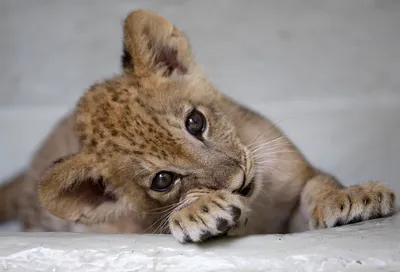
0, 214, 399, 271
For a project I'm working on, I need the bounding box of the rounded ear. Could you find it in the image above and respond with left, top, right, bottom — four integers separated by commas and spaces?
121, 9, 194, 77
38, 153, 126, 225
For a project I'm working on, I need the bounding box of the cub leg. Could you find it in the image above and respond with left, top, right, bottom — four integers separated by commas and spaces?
300, 173, 397, 229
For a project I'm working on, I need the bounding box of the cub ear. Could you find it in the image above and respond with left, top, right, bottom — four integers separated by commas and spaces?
38, 153, 124, 225
121, 9, 194, 77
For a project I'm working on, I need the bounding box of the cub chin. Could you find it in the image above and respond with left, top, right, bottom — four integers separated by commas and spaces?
0, 10, 396, 243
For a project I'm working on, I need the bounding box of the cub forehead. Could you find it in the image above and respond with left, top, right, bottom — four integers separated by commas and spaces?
74, 81, 192, 162
73, 74, 226, 165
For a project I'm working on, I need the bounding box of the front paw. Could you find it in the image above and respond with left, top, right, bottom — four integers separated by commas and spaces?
311, 181, 397, 229
169, 190, 246, 243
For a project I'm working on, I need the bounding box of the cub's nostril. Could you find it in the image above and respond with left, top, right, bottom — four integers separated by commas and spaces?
240, 182, 253, 197
230, 205, 242, 221
238, 178, 255, 197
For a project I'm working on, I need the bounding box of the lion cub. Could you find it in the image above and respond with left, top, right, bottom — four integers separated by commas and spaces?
0, 10, 396, 242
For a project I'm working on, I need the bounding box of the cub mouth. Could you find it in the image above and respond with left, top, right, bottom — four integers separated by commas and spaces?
238, 178, 255, 197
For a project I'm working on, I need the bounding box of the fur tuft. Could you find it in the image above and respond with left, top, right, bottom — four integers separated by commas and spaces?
0, 172, 25, 222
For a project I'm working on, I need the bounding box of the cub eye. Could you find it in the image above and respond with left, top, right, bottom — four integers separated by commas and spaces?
185, 109, 206, 137
151, 171, 177, 192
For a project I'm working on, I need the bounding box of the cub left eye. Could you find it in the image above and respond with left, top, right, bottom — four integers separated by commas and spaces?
185, 109, 206, 138
151, 171, 177, 192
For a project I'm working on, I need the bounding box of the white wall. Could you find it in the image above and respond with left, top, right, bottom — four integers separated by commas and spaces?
1, 0, 399, 226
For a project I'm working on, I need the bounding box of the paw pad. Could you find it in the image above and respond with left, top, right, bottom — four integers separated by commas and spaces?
216, 218, 229, 233
312, 181, 397, 229
169, 191, 246, 243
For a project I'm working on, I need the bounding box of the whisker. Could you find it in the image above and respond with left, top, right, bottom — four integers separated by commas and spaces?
145, 207, 176, 234
149, 212, 172, 234
247, 119, 288, 148
248, 137, 292, 153
256, 165, 292, 180
155, 212, 175, 234
250, 143, 292, 156
138, 203, 179, 215
147, 196, 195, 234
255, 159, 303, 166
253, 149, 299, 158
249, 143, 293, 159
247, 135, 287, 149
153, 212, 173, 234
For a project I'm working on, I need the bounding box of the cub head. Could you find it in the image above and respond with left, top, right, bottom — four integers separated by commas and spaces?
38, 10, 260, 232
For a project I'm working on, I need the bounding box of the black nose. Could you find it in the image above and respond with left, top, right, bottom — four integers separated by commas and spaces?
233, 177, 255, 197
239, 180, 254, 197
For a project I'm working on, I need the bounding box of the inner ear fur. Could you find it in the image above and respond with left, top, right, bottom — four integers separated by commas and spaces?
38, 153, 122, 225
122, 9, 194, 77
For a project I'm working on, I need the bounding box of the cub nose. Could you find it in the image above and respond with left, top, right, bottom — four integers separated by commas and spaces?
232, 176, 255, 197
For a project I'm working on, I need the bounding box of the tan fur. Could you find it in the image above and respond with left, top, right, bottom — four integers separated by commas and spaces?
0, 10, 396, 242
0, 172, 25, 222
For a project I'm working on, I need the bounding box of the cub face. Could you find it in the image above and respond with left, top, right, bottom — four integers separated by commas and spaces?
38, 10, 260, 239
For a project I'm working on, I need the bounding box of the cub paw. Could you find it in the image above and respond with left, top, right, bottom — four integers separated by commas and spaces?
311, 181, 397, 229
169, 190, 246, 243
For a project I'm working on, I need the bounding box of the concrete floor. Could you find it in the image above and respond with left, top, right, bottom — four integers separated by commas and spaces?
0, 1, 399, 270
1, 215, 399, 271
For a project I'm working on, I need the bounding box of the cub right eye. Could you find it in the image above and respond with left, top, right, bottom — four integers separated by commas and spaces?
185, 109, 206, 138
151, 171, 177, 192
